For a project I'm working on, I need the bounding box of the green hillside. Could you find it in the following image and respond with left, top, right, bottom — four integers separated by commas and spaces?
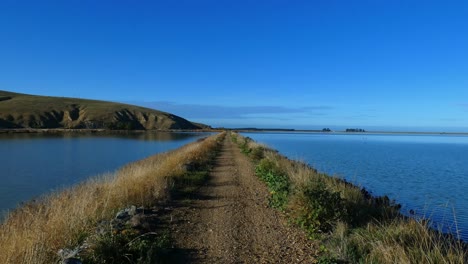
0, 90, 208, 130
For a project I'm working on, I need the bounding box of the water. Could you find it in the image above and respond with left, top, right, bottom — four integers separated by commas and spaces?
243, 132, 468, 240
0, 131, 209, 217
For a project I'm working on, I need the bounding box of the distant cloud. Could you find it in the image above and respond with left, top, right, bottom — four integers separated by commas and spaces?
460, 103, 468, 110
342, 114, 377, 120
127, 101, 333, 119
438, 118, 460, 122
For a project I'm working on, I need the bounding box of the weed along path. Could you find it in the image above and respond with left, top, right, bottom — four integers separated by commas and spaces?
166, 135, 317, 263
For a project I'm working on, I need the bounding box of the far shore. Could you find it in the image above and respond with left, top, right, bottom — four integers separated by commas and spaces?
233, 128, 468, 136
1, 127, 467, 136
0, 128, 217, 134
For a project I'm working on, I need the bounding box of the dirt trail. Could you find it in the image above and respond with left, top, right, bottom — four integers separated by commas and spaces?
167, 136, 317, 263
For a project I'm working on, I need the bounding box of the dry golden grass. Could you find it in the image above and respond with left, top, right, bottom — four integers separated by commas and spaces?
0, 132, 224, 264
346, 217, 467, 264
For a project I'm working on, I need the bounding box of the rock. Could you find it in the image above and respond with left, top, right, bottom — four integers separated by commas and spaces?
115, 205, 137, 219
58, 248, 77, 259
115, 210, 128, 219
182, 162, 196, 171
128, 205, 137, 216
58, 248, 82, 264
128, 214, 144, 228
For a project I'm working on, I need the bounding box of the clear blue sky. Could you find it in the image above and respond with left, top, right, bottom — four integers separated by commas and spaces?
1, 1, 467, 131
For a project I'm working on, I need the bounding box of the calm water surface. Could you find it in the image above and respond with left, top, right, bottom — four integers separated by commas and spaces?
0, 132, 210, 217
244, 132, 468, 240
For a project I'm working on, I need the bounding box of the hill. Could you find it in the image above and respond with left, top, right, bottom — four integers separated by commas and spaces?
0, 90, 209, 130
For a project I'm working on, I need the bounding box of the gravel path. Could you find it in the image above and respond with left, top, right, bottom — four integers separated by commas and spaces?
167, 136, 318, 263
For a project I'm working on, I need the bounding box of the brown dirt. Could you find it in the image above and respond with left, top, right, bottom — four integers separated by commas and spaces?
165, 136, 318, 263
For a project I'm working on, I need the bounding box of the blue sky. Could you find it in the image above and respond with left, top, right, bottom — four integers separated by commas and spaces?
1, 1, 467, 131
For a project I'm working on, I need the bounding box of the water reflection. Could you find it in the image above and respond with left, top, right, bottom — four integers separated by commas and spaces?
0, 131, 207, 142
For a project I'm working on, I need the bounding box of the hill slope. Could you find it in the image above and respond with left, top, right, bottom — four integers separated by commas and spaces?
0, 90, 208, 130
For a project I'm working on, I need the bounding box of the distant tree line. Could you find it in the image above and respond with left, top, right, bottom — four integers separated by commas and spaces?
345, 128, 366, 132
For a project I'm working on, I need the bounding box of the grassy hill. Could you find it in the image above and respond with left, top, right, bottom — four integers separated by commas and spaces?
0, 90, 208, 130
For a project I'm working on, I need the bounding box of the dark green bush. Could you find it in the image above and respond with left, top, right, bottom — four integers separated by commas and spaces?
250, 146, 265, 161
294, 181, 345, 236
83, 230, 170, 264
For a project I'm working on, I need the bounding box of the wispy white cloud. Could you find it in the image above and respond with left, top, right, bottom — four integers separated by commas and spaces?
127, 101, 334, 119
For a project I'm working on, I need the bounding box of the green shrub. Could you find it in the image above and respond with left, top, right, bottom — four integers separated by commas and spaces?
255, 158, 290, 210
292, 181, 345, 236
235, 133, 264, 161
250, 146, 265, 161
231, 134, 238, 143
82, 230, 170, 264
239, 138, 251, 154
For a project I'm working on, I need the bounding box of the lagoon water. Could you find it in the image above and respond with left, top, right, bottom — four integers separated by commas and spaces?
0, 132, 208, 218
244, 132, 468, 241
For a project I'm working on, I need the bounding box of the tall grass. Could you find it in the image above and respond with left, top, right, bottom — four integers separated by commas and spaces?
0, 132, 224, 263
232, 132, 467, 263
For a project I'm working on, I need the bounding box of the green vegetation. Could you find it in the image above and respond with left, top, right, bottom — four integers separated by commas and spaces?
255, 158, 290, 210
232, 132, 467, 263
82, 229, 171, 264
0, 132, 224, 263
0, 90, 208, 130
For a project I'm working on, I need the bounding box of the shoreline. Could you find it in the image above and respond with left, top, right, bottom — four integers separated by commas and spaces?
1, 127, 467, 135
234, 129, 468, 136
0, 128, 217, 134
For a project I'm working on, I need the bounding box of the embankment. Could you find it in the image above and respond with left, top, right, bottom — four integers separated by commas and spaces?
2, 131, 466, 263
233, 132, 467, 263
0, 132, 224, 263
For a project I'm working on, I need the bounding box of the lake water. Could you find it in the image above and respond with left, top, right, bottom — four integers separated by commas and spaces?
243, 132, 468, 241
0, 132, 209, 218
